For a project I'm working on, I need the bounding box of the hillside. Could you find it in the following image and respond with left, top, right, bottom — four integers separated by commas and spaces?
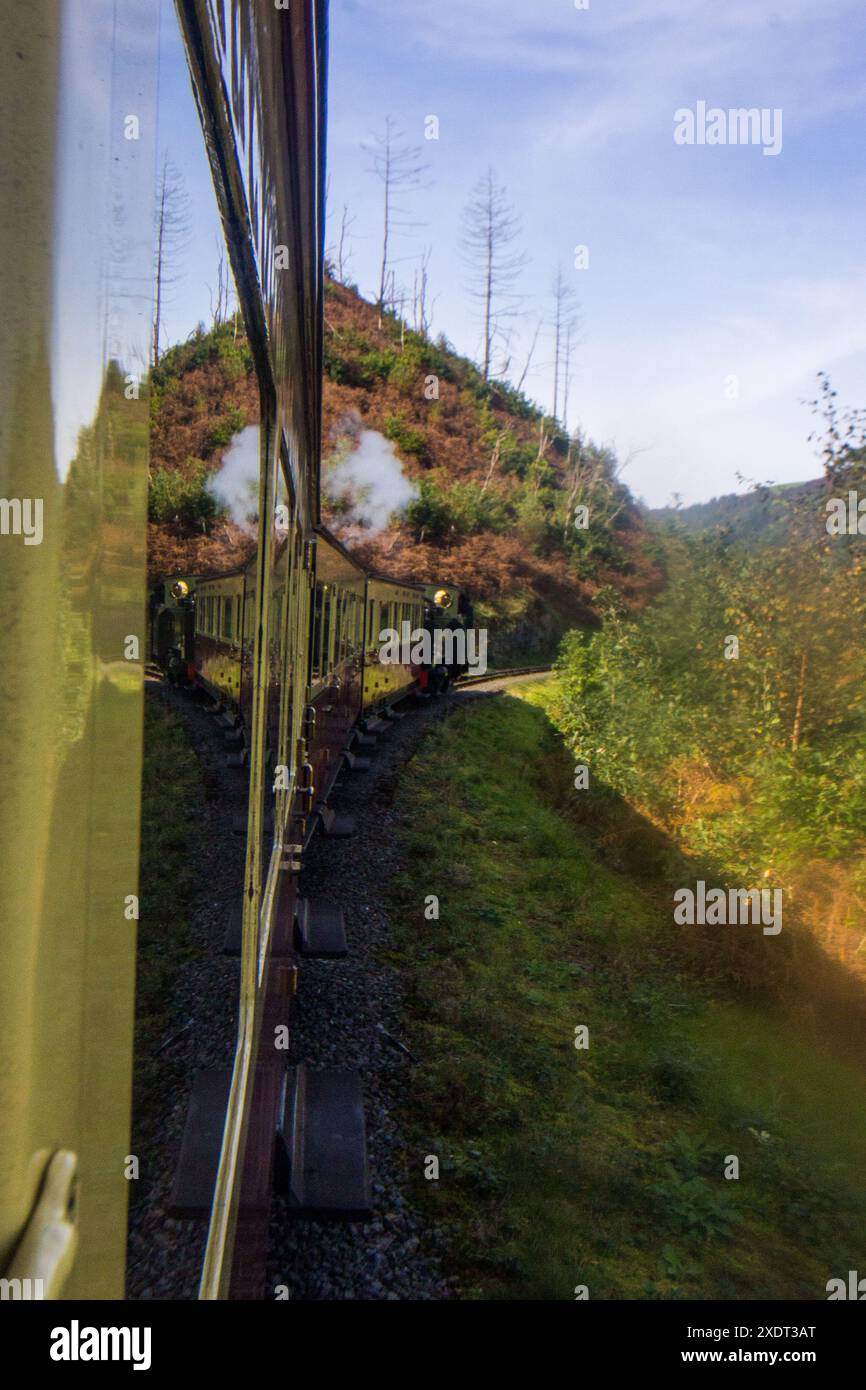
148, 277, 661, 657
648, 479, 824, 544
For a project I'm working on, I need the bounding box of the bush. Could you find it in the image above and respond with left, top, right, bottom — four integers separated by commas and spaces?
388, 343, 427, 395
405, 477, 510, 542
384, 412, 430, 463
405, 479, 453, 542
148, 461, 225, 532
206, 405, 246, 452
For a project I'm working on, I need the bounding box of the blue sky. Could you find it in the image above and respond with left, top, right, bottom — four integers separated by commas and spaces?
159, 0, 866, 506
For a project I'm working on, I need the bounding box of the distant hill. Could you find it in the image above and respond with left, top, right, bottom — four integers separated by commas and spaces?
648, 479, 825, 544
148, 276, 661, 658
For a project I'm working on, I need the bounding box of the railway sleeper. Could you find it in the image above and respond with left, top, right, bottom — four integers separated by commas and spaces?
341, 750, 371, 773
223, 898, 347, 960
360, 715, 389, 736
169, 1065, 371, 1223
317, 805, 356, 838
293, 897, 348, 958
274, 1064, 372, 1219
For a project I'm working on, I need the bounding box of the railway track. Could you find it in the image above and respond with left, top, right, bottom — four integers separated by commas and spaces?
457, 664, 553, 687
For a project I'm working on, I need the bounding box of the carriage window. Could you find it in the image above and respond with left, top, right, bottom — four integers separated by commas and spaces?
312, 584, 323, 679
321, 589, 332, 676
223, 596, 233, 639
332, 587, 342, 666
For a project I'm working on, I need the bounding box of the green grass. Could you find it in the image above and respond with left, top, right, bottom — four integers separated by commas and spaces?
131, 696, 208, 1173
388, 686, 866, 1299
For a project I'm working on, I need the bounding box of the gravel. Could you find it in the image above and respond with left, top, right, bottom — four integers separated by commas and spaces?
126, 676, 509, 1301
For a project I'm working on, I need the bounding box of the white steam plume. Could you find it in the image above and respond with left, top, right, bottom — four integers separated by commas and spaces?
206, 424, 260, 528
326, 427, 418, 534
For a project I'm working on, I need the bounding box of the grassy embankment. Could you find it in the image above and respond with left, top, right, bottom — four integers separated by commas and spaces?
388, 680, 866, 1299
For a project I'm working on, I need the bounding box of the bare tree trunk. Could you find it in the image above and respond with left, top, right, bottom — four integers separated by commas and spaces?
483, 215, 493, 380
550, 265, 577, 424
378, 169, 390, 327
481, 430, 506, 494
152, 154, 190, 367
461, 169, 525, 383
562, 322, 574, 433
337, 203, 354, 284
365, 117, 428, 330
516, 318, 542, 393
153, 199, 165, 366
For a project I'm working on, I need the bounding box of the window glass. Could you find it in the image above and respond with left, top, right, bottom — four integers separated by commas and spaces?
312, 584, 323, 680
321, 589, 332, 676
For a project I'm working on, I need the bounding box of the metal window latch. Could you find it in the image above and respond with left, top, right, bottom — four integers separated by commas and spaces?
5, 1150, 78, 1299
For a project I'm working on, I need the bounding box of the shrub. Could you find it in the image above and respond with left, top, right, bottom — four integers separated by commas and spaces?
384, 413, 430, 463
148, 460, 225, 532
206, 405, 246, 452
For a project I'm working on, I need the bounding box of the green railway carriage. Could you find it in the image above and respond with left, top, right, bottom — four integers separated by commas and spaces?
307, 527, 367, 805
195, 568, 246, 706
3, 0, 477, 1306
363, 574, 427, 714
0, 0, 160, 1299
1, 0, 329, 1302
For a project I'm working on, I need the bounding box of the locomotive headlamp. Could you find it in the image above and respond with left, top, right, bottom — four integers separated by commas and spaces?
433, 588, 453, 610
171, 579, 190, 600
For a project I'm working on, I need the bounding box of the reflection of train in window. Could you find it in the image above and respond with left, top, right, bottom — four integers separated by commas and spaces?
4, 0, 473, 1304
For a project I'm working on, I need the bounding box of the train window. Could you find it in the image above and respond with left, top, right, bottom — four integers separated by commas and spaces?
332, 588, 341, 666
321, 589, 332, 676
224, 596, 233, 640
311, 584, 323, 679
341, 592, 349, 661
